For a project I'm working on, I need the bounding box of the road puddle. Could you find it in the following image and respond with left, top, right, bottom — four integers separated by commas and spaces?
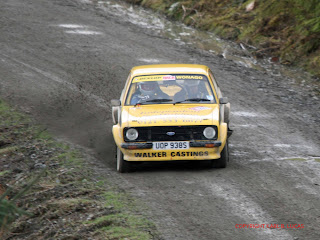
232, 111, 258, 117
58, 24, 86, 28
65, 30, 103, 35
138, 58, 162, 63
274, 144, 292, 148
58, 24, 103, 35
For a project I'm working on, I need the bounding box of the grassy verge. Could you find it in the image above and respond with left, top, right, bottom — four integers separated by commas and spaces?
125, 0, 320, 80
0, 99, 159, 239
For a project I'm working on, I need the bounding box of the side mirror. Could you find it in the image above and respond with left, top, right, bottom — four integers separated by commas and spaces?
111, 99, 121, 106
219, 97, 229, 104
111, 99, 121, 125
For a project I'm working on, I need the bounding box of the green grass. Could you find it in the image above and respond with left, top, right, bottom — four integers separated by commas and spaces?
57, 151, 84, 167
0, 100, 29, 125
35, 130, 52, 141
0, 146, 18, 155
96, 180, 106, 187
82, 191, 157, 239
0, 171, 10, 177
89, 212, 154, 240
104, 191, 133, 211
101, 226, 151, 240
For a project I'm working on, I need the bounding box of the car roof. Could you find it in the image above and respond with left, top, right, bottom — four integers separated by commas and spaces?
130, 64, 209, 77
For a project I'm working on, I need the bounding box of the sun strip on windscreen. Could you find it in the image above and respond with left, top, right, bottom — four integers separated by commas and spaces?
133, 75, 176, 83
133, 75, 204, 83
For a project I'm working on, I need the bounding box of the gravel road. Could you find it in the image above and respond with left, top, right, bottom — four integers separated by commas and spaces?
1, 0, 319, 239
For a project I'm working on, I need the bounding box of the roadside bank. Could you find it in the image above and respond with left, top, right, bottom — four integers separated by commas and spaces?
0, 99, 159, 240
125, 0, 320, 81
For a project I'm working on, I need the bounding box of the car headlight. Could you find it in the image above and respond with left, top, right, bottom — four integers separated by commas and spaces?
203, 127, 216, 139
126, 128, 138, 141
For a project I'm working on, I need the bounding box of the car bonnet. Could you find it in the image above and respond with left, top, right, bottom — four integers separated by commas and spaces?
122, 104, 220, 127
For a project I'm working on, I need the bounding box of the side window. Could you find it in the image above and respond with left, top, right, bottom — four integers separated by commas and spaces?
209, 70, 222, 98
121, 73, 132, 104
125, 83, 138, 105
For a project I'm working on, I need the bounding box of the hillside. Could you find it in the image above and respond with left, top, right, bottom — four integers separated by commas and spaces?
127, 0, 320, 80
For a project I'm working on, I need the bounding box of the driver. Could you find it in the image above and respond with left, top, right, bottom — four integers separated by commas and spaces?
185, 80, 200, 98
174, 80, 208, 102
130, 81, 169, 105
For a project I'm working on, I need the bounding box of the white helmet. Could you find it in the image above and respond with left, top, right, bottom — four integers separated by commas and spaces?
138, 81, 157, 95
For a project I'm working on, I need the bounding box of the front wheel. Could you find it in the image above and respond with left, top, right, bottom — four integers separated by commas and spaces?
211, 139, 229, 168
116, 147, 132, 173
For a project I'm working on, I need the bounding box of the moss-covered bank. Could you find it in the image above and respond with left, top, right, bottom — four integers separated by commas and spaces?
126, 0, 320, 79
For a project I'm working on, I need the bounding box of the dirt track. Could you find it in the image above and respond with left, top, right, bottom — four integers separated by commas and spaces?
0, 0, 319, 239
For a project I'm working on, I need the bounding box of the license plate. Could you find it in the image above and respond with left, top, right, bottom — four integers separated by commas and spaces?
152, 141, 189, 150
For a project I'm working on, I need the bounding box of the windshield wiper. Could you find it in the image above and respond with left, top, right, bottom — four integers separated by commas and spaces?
134, 98, 172, 107
134, 102, 147, 107
174, 98, 210, 104
145, 99, 173, 103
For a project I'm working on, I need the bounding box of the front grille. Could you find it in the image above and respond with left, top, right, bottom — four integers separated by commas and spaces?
123, 126, 217, 142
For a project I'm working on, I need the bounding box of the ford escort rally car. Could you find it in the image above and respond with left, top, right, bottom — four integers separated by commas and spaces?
111, 64, 231, 172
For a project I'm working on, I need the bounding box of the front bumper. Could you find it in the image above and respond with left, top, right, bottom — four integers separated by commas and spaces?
113, 123, 228, 161
121, 141, 221, 149
119, 141, 222, 161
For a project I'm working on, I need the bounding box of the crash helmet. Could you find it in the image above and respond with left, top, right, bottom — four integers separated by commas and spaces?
184, 80, 200, 96
138, 81, 157, 95
184, 80, 200, 87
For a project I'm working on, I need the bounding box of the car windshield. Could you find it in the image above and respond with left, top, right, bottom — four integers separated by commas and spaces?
125, 74, 216, 105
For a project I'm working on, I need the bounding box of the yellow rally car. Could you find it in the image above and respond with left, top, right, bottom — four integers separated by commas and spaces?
111, 64, 231, 172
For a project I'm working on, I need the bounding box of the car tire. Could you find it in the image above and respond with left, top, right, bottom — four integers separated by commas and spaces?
212, 139, 229, 168
116, 147, 131, 173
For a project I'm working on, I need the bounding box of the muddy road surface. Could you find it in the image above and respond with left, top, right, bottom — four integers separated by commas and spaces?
1, 0, 320, 239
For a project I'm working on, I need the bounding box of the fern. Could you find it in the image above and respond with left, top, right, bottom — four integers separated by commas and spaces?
0, 171, 44, 236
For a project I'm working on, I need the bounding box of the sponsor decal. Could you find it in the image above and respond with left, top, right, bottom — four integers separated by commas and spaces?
134, 151, 209, 158
176, 75, 204, 79
135, 119, 159, 124
133, 75, 163, 82
134, 152, 167, 158
133, 75, 204, 82
162, 75, 176, 80
138, 110, 195, 115
134, 118, 206, 124
189, 106, 211, 111
171, 151, 209, 157
133, 75, 176, 82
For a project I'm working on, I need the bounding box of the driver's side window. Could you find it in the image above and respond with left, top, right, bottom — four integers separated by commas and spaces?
209, 71, 221, 98
126, 83, 139, 105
